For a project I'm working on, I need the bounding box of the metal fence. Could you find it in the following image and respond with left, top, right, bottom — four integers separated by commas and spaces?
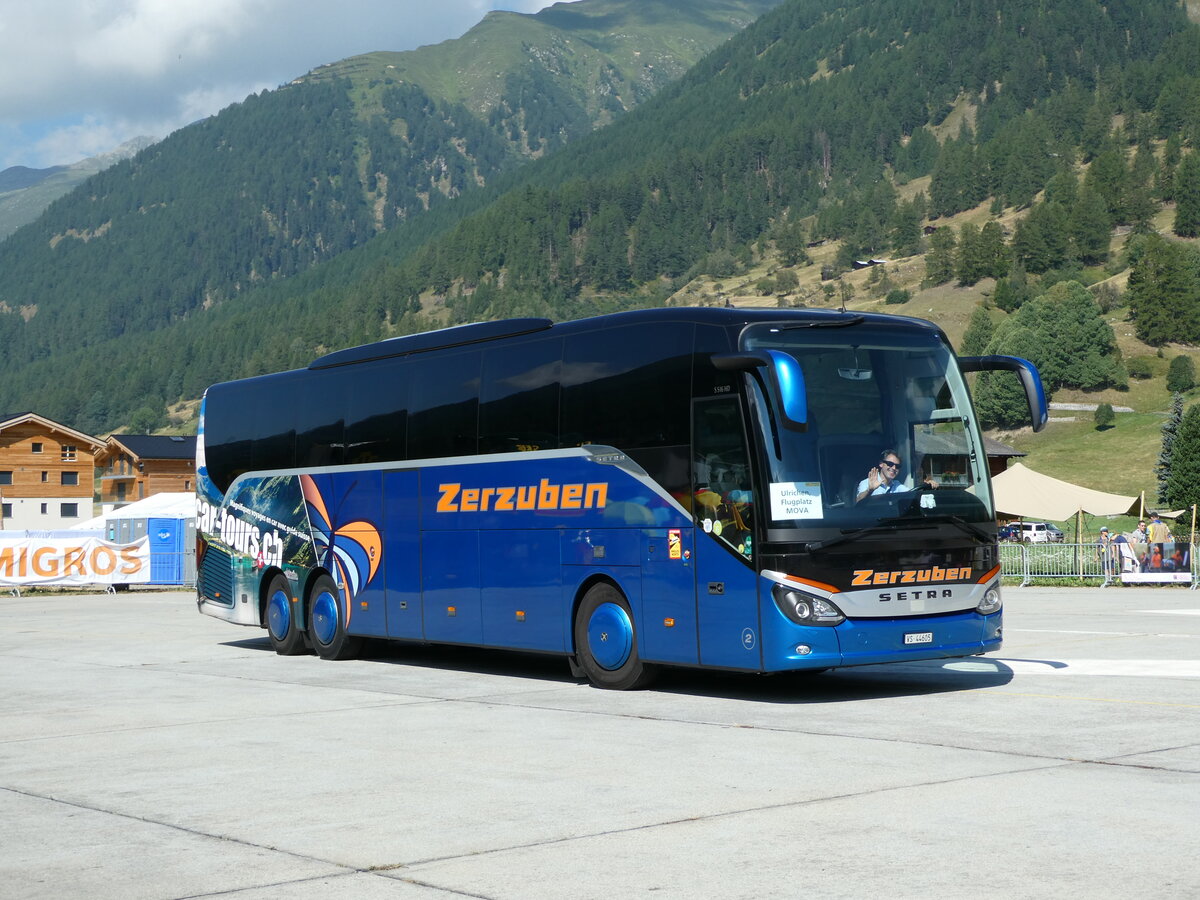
1000, 541, 1198, 588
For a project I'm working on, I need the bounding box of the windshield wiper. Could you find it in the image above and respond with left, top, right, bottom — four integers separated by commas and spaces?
808, 522, 907, 552
910, 514, 992, 542
808, 513, 991, 552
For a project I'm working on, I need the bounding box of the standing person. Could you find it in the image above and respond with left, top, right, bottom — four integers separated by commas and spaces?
1096, 527, 1115, 577
1148, 514, 1170, 556
855, 449, 938, 502
1133, 520, 1148, 546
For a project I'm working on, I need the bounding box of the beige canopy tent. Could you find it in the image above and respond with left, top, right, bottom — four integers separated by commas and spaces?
990, 462, 1141, 521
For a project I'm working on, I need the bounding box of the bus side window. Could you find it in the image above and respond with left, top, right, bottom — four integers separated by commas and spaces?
408, 350, 482, 461
345, 357, 408, 464
693, 397, 754, 560
480, 338, 562, 454
561, 324, 692, 450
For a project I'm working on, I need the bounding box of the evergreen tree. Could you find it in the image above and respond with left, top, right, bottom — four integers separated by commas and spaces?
923, 226, 957, 286
889, 200, 923, 257
1069, 187, 1113, 265
955, 222, 985, 286
1094, 402, 1115, 428
1127, 235, 1200, 345
1167, 355, 1196, 393
1173, 152, 1200, 238
1158, 393, 1184, 506
978, 220, 1009, 279
1162, 402, 1200, 510
960, 305, 995, 356
992, 260, 1031, 312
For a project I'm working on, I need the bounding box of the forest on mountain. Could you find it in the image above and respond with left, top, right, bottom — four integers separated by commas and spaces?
0, 0, 776, 430
3, 0, 1200, 435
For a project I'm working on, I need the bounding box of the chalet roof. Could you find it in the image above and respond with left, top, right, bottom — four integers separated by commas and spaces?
106, 434, 196, 461
0, 411, 105, 450
983, 437, 1025, 458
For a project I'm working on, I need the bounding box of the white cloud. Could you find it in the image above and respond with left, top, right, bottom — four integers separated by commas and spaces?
0, 0, 577, 168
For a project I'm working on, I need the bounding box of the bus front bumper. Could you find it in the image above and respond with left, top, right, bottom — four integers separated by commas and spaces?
764, 609, 1002, 672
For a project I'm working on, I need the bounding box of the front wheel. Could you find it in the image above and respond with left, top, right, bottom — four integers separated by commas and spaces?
573, 583, 657, 690
308, 573, 362, 661
264, 573, 306, 655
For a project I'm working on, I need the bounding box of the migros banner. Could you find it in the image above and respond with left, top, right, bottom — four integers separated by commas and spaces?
0, 536, 151, 586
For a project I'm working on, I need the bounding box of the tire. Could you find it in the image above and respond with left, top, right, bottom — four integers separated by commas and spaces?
573, 582, 657, 690
308, 573, 362, 661
264, 573, 306, 656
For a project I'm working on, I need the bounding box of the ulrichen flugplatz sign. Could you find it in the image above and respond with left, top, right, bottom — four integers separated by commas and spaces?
0, 536, 151, 586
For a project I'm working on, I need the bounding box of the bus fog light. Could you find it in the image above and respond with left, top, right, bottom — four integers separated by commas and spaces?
976, 585, 1002, 615
796, 644, 812, 655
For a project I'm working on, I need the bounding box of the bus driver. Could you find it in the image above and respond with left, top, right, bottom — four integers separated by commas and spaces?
855, 449, 938, 503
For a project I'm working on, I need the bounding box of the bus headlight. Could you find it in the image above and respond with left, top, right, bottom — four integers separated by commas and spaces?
772, 584, 845, 626
976, 583, 1002, 615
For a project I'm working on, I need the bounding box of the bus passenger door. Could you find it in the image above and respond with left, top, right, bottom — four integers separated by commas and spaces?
692, 397, 762, 670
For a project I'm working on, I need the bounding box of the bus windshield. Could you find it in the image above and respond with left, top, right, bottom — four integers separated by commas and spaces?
741, 321, 994, 536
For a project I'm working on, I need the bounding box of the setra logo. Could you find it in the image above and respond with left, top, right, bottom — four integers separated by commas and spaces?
437, 478, 608, 513
851, 566, 973, 587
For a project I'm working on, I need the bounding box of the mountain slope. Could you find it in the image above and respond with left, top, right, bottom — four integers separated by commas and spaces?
3, 0, 1199, 436
0, 137, 155, 240
0, 0, 778, 424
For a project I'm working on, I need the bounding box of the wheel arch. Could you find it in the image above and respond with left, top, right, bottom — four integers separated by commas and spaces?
256, 566, 288, 627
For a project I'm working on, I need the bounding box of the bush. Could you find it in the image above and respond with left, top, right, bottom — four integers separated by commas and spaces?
1127, 357, 1155, 379
1094, 402, 1115, 428
756, 278, 777, 295
884, 288, 912, 305
774, 269, 799, 292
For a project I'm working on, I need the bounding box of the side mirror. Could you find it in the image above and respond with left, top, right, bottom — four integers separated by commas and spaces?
959, 355, 1048, 432
713, 350, 808, 430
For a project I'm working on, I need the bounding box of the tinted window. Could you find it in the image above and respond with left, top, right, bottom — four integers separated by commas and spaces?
480, 337, 562, 454
561, 323, 693, 450
692, 324, 736, 398
345, 357, 408, 465
407, 349, 481, 460
293, 369, 346, 468
249, 372, 298, 474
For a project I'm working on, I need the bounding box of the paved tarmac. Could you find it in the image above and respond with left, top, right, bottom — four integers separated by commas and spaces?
1, 586, 1197, 899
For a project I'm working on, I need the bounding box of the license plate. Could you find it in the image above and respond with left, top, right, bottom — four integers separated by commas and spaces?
904, 632, 934, 645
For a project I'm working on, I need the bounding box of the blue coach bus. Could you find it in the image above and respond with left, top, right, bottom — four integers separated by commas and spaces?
195, 307, 1046, 689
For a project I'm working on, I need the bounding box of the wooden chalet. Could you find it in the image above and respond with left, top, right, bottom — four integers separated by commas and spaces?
0, 412, 105, 530
95, 434, 196, 512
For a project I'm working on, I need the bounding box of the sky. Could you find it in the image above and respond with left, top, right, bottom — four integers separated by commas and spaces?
0, 0, 579, 170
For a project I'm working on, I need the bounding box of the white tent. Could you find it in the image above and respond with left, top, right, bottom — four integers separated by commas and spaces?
990, 463, 1140, 521
71, 492, 195, 531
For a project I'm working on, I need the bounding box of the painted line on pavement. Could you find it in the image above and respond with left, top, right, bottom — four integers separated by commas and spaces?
944, 658, 1200, 677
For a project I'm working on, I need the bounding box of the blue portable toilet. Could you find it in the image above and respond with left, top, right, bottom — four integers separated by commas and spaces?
148, 517, 185, 584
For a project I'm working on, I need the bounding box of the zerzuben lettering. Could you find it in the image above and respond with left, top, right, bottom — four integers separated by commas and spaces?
438, 479, 608, 513
851, 566, 973, 587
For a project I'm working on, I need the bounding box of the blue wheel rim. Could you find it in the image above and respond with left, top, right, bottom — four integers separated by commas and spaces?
312, 589, 339, 645
587, 601, 633, 671
266, 589, 291, 640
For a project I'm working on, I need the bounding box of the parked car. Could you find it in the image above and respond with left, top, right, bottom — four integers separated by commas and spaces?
998, 523, 1020, 542
1014, 521, 1063, 543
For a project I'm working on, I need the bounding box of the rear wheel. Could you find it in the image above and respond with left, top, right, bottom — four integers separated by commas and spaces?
264, 573, 306, 655
573, 582, 656, 690
308, 573, 362, 661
